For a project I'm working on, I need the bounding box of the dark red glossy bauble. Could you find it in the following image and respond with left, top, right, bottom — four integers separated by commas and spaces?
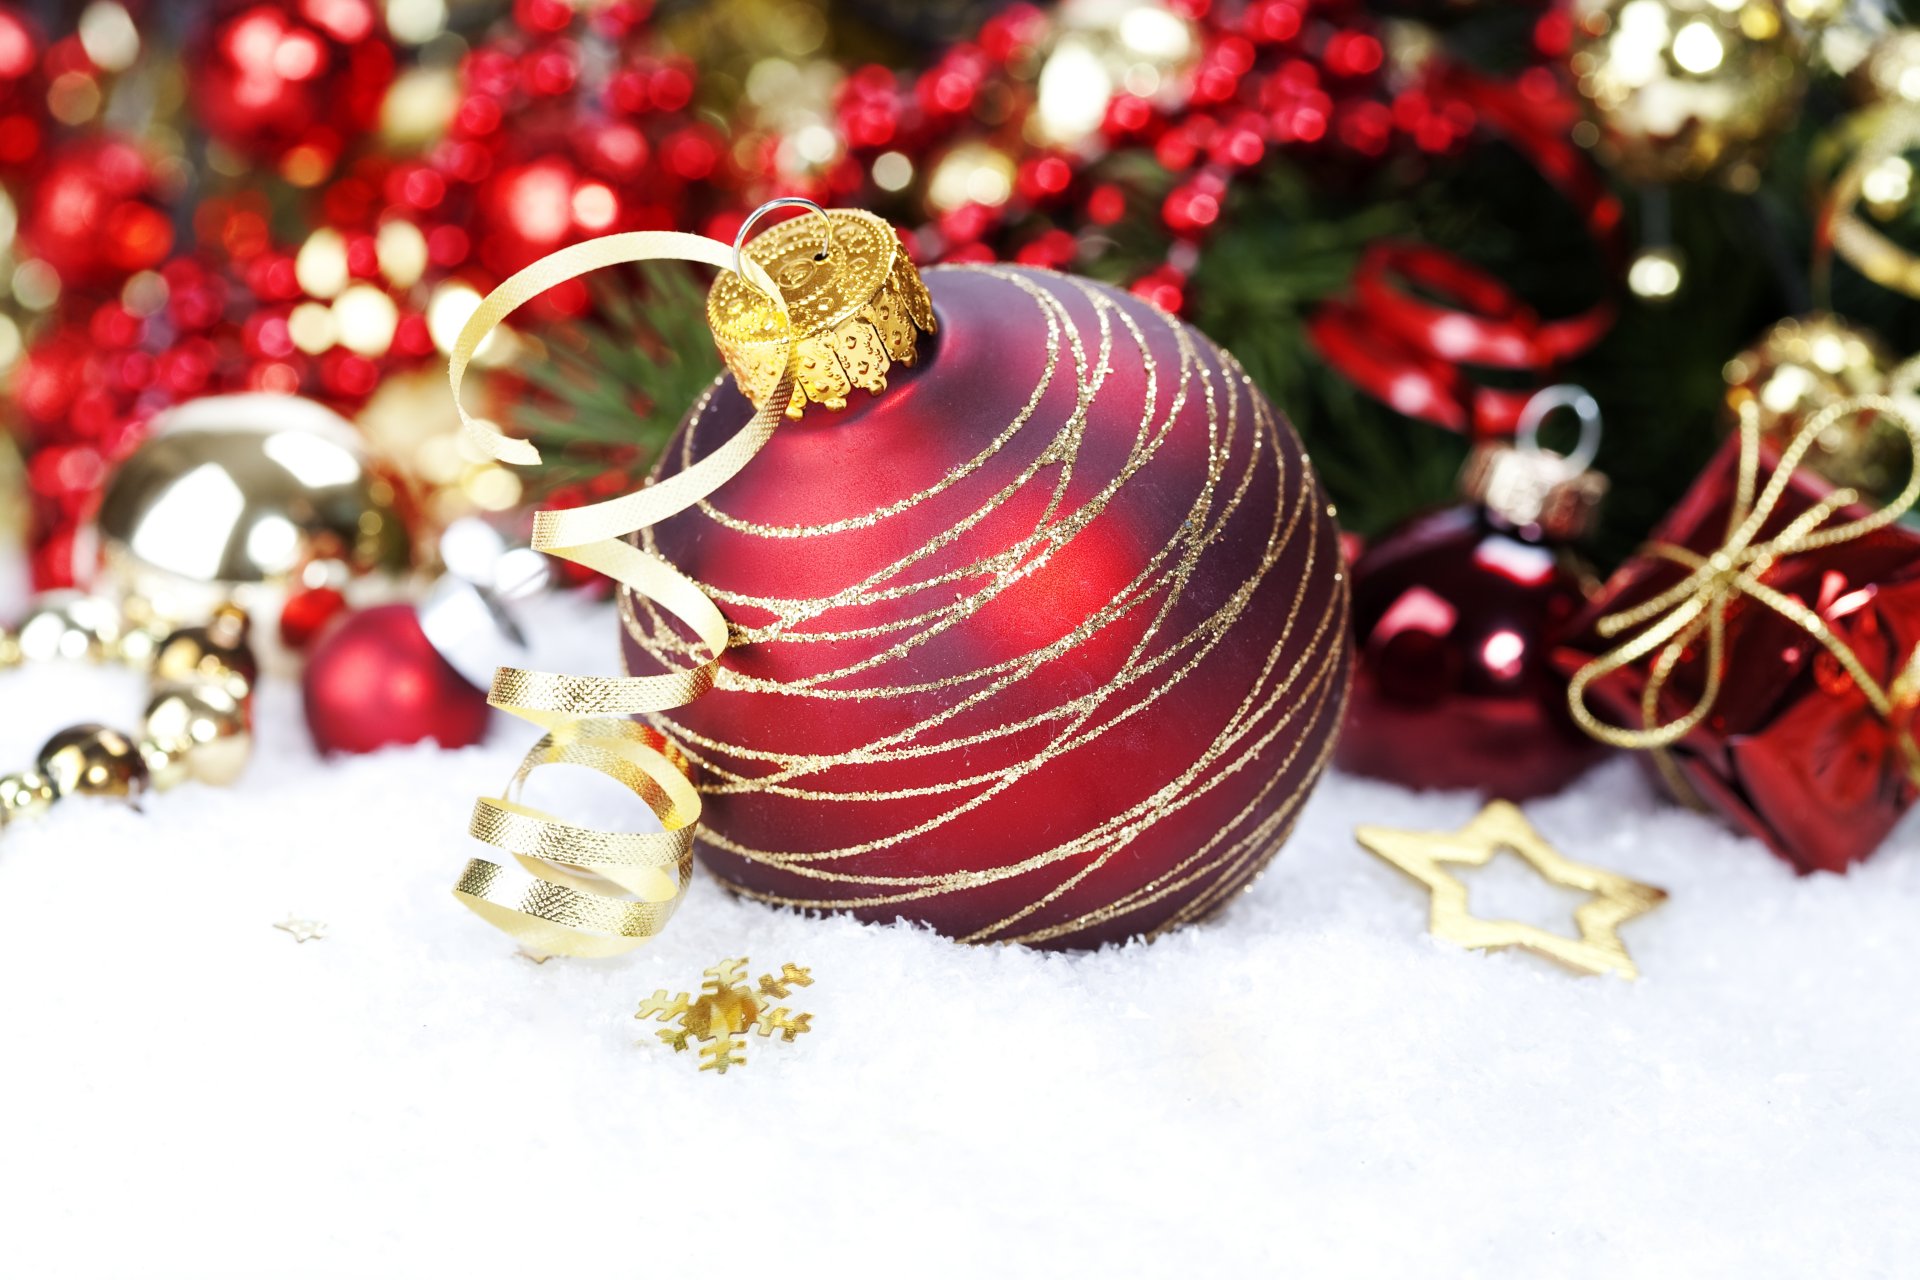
303, 603, 490, 754
1338, 504, 1604, 798
191, 0, 395, 177
623, 265, 1351, 950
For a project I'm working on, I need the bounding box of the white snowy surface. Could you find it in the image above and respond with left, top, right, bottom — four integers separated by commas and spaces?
2, 578, 1918, 1280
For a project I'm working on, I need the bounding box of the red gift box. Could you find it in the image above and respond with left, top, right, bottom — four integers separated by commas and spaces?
1556, 419, 1920, 874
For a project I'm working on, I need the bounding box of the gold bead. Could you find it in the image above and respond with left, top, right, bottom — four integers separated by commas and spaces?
143, 684, 252, 787
15, 592, 123, 664
36, 725, 149, 800
0, 630, 20, 670
152, 605, 259, 701
137, 737, 191, 793
115, 621, 169, 670
0, 770, 56, 826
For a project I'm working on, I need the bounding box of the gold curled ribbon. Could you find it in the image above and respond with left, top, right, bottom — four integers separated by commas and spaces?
1818, 104, 1920, 303
446, 231, 794, 957
1569, 389, 1920, 758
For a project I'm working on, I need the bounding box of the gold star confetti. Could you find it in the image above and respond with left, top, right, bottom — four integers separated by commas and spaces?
1356, 801, 1666, 979
636, 958, 815, 1074
272, 915, 329, 944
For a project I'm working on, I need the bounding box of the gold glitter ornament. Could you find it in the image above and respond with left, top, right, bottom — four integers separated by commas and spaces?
1722, 313, 1905, 496
1567, 0, 1806, 188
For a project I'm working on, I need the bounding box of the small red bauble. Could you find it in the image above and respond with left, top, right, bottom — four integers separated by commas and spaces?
1338, 504, 1604, 798
303, 603, 490, 754
625, 265, 1350, 949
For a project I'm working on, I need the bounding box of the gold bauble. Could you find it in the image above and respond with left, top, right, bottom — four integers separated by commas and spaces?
1850, 29, 1920, 106
150, 604, 258, 702
36, 725, 148, 800
143, 683, 251, 788
14, 592, 123, 664
354, 367, 522, 533
1723, 313, 1904, 494
94, 394, 414, 665
1568, 0, 1805, 188
0, 770, 55, 826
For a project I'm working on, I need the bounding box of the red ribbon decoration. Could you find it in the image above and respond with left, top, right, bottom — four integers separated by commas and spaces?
1308, 66, 1624, 437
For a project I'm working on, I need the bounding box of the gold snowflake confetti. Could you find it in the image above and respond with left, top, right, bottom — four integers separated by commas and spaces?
636, 957, 815, 1074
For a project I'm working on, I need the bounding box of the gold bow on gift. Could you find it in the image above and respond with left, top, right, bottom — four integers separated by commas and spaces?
1569, 391, 1920, 758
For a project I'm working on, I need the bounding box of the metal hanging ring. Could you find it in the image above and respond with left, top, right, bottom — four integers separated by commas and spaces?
732, 197, 836, 292
1516, 384, 1602, 474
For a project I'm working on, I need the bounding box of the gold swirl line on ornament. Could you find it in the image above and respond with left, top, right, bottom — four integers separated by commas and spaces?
663, 270, 1120, 661
962, 636, 1347, 943
627, 276, 1225, 721
627, 278, 1277, 808
688, 276, 1070, 539
626, 304, 1315, 816
621, 264, 1351, 944
629, 274, 1336, 844
642, 431, 1306, 808
705, 570, 1348, 937
981, 478, 1350, 942
993, 659, 1347, 946
441, 229, 798, 958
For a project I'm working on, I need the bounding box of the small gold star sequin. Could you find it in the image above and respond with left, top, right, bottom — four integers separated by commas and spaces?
1356, 801, 1666, 979
272, 915, 329, 944
636, 958, 815, 1074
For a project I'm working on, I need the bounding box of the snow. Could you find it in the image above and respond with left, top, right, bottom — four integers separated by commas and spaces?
1, 576, 1916, 1278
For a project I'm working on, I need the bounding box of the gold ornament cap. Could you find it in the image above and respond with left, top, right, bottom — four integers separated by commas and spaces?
1459, 385, 1609, 540
707, 201, 936, 419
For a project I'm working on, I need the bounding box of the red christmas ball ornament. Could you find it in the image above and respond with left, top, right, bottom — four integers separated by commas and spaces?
191, 0, 396, 180
19, 136, 173, 289
622, 214, 1351, 949
1338, 387, 1610, 798
303, 520, 548, 755
303, 602, 491, 754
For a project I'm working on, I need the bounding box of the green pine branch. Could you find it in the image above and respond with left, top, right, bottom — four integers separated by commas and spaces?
507, 262, 724, 495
